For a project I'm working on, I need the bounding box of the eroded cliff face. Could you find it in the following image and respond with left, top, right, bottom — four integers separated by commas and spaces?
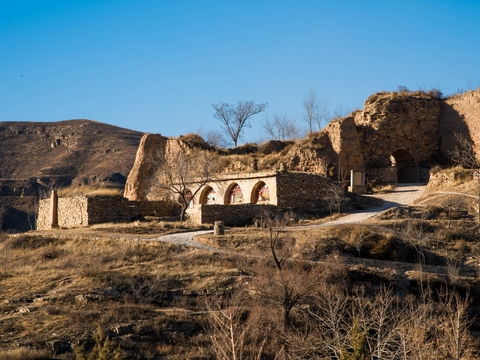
354, 92, 443, 168
441, 89, 480, 161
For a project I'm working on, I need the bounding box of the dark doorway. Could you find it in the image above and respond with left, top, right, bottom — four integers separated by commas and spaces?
390, 149, 419, 183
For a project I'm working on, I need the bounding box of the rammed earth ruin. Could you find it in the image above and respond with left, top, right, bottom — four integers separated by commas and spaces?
38, 89, 480, 228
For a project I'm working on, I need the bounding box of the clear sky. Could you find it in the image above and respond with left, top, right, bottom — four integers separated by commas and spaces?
1, 0, 479, 143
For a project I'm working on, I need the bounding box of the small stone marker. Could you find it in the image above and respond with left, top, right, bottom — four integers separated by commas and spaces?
214, 221, 225, 236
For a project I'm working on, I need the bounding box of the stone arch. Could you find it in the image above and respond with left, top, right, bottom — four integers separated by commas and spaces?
224, 183, 243, 205
250, 181, 270, 204
199, 186, 217, 205
390, 149, 419, 183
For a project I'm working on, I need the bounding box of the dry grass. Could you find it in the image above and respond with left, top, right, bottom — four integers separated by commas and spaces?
0, 231, 240, 357
57, 185, 122, 197
371, 184, 395, 193
89, 219, 210, 235
0, 348, 51, 360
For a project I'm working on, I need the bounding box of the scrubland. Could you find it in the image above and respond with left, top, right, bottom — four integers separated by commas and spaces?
1, 177, 480, 359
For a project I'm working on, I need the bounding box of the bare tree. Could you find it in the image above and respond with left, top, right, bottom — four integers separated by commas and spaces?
204, 130, 228, 148
303, 92, 329, 133
157, 150, 217, 221
254, 211, 320, 329
325, 182, 344, 215
213, 101, 267, 146
263, 114, 300, 141
204, 298, 269, 360
450, 132, 480, 221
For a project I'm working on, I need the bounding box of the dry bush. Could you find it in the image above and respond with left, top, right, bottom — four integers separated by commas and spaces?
371, 184, 395, 193
0, 348, 51, 360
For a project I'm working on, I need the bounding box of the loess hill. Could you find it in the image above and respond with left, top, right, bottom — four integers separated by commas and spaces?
0, 119, 143, 187
0, 119, 143, 232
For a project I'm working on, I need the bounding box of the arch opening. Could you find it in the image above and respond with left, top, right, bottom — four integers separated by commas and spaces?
390, 149, 419, 183
200, 186, 216, 205
251, 181, 270, 204
224, 183, 243, 205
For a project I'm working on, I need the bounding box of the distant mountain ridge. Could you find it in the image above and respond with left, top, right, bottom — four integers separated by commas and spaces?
0, 119, 144, 187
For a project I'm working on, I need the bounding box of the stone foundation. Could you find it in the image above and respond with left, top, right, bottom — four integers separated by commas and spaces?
195, 204, 277, 225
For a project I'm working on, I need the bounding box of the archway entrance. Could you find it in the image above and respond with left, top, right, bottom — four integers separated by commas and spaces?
390, 149, 419, 183
200, 186, 216, 205
224, 183, 243, 204
251, 181, 270, 204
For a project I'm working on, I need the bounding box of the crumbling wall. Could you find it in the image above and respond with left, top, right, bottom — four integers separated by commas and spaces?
326, 116, 365, 178
354, 93, 442, 169
440, 89, 480, 162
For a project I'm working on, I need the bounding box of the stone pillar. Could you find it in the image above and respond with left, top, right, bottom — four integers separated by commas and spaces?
49, 190, 58, 229
214, 221, 225, 236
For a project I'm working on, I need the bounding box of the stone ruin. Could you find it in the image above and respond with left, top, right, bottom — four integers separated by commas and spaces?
35, 89, 480, 227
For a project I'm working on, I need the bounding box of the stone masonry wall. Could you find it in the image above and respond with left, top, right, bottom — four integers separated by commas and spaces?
58, 196, 89, 227
275, 172, 332, 209
36, 198, 51, 230
198, 204, 276, 225
37, 195, 176, 229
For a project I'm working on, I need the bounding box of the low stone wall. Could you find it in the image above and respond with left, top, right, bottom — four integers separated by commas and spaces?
428, 168, 474, 188
37, 195, 177, 229
58, 196, 89, 227
198, 204, 276, 225
276, 172, 331, 208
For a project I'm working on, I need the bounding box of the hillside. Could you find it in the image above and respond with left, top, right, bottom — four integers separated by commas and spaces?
0, 120, 143, 232
0, 119, 143, 187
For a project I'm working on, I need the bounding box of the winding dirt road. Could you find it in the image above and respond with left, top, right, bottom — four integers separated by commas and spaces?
153, 184, 427, 246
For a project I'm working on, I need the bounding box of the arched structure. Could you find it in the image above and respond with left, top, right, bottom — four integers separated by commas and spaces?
390, 149, 419, 183
250, 181, 270, 204
224, 183, 243, 204
199, 186, 216, 205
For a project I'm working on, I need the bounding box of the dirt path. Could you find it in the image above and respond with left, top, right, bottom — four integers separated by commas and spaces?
300, 183, 426, 227
152, 184, 427, 247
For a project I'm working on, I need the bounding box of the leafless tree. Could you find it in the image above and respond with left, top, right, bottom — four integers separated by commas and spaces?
450, 132, 480, 221
213, 101, 267, 146
263, 114, 300, 141
325, 182, 344, 215
438, 291, 473, 360
303, 92, 329, 133
203, 130, 228, 148
254, 211, 320, 329
157, 150, 217, 221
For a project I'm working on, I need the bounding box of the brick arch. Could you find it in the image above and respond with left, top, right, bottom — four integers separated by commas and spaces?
199, 185, 216, 205
224, 183, 243, 205
250, 181, 270, 204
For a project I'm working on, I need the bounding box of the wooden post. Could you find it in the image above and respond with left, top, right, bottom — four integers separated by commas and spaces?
49, 190, 58, 229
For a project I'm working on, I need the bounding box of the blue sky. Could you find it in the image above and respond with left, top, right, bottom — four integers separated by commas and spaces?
1, 0, 479, 142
